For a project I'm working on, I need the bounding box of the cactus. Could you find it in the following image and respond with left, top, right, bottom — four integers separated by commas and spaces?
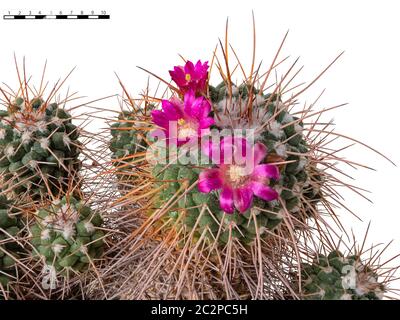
0, 97, 82, 201
109, 107, 154, 188
299, 250, 385, 300
146, 81, 323, 246
152, 163, 282, 245
29, 196, 104, 273
0, 194, 23, 288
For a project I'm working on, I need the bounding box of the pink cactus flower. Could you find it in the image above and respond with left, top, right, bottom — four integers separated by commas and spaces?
198, 137, 280, 214
151, 90, 214, 146
169, 60, 209, 95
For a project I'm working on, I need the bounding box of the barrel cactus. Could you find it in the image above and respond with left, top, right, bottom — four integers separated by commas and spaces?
0, 194, 23, 288
30, 196, 105, 274
146, 66, 323, 246
0, 96, 82, 201
299, 250, 385, 300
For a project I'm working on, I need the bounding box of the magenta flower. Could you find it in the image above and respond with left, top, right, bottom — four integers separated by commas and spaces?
151, 90, 214, 146
169, 60, 209, 95
198, 137, 280, 214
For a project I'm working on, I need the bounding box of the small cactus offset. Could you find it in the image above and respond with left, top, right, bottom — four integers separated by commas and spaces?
0, 96, 81, 201
29, 195, 104, 274
298, 250, 386, 300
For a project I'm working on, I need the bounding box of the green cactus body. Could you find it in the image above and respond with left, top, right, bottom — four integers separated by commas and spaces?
0, 194, 23, 287
30, 196, 104, 273
209, 82, 322, 221
109, 109, 153, 184
300, 251, 385, 300
152, 163, 283, 245
0, 97, 81, 200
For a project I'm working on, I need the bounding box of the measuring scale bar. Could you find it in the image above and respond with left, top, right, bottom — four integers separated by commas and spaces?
3, 14, 110, 19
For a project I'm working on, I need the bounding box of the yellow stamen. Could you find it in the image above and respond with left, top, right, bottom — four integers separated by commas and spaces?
228, 165, 248, 183
185, 74, 191, 82
177, 118, 186, 126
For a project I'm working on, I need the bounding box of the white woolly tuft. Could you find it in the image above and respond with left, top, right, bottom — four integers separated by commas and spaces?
40, 138, 50, 149
0, 128, 6, 140
231, 86, 239, 96
79, 245, 88, 254
296, 158, 307, 172
340, 293, 352, 300
21, 130, 33, 144
268, 121, 284, 138
62, 133, 71, 149
35, 120, 47, 132
282, 113, 294, 124
62, 222, 76, 240
274, 143, 287, 158
254, 94, 265, 107
52, 116, 63, 126
52, 243, 65, 255
40, 229, 51, 241
84, 221, 95, 234
28, 160, 38, 168
4, 145, 15, 157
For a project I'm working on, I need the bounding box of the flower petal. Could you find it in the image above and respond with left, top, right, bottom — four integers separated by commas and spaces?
220, 187, 234, 214
253, 142, 267, 165
198, 168, 223, 193
184, 61, 195, 76
251, 181, 279, 201
199, 117, 214, 129
233, 187, 254, 213
161, 99, 182, 120
252, 164, 280, 180
169, 67, 186, 87
151, 110, 168, 129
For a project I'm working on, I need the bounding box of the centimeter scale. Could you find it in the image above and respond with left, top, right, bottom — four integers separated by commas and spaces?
3, 9, 110, 20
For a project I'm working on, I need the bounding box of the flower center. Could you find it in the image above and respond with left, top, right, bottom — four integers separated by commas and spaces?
185, 73, 191, 82
226, 165, 249, 187
177, 118, 197, 140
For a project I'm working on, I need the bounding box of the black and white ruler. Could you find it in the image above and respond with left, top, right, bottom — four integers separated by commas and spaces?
3, 9, 110, 20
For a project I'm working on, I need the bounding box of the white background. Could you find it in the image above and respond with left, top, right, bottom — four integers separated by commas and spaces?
0, 0, 399, 295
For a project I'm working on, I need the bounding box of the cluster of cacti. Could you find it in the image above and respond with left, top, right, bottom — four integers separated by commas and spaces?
0, 23, 398, 301
30, 196, 104, 273
299, 250, 385, 300
0, 96, 81, 201
0, 194, 23, 287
